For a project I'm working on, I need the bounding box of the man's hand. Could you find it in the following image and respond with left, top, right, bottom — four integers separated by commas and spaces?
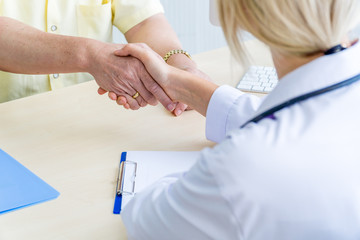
86, 42, 176, 111
106, 44, 212, 116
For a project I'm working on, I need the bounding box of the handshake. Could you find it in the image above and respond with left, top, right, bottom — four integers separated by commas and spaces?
91, 43, 211, 116
0, 17, 215, 111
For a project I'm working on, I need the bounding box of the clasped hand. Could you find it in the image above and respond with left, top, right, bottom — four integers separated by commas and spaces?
89, 43, 178, 113
92, 43, 209, 116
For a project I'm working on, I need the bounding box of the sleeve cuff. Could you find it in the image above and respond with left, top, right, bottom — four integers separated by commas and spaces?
205, 85, 245, 143
113, 0, 164, 33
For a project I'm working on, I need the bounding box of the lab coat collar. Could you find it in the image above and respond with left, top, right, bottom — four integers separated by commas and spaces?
254, 42, 360, 117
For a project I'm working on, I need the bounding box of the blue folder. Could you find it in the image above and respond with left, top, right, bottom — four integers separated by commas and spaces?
0, 149, 60, 215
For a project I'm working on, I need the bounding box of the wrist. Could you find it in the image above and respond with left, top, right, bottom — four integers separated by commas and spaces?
165, 67, 186, 102
78, 38, 102, 74
167, 68, 218, 116
78, 38, 119, 75
167, 67, 217, 105
165, 51, 197, 71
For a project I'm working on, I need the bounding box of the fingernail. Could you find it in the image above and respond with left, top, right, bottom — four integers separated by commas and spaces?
167, 103, 176, 111
175, 109, 182, 116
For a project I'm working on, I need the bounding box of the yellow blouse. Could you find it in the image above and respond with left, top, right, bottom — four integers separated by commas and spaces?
0, 0, 163, 103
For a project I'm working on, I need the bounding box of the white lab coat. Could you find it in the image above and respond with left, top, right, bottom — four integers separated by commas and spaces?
122, 42, 360, 240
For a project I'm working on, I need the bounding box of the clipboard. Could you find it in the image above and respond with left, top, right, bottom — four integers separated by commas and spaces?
0, 149, 60, 215
113, 151, 200, 214
113, 152, 135, 214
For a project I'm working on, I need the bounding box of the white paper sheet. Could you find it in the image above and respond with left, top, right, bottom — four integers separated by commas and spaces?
121, 151, 200, 208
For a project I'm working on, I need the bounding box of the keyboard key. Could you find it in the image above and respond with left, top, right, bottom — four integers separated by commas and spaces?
264, 87, 273, 92
252, 86, 265, 91
239, 80, 253, 86
236, 65, 278, 93
251, 81, 262, 86
261, 82, 272, 87
237, 84, 252, 90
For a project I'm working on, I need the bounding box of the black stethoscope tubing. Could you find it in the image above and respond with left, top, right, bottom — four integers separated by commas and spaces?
240, 73, 360, 128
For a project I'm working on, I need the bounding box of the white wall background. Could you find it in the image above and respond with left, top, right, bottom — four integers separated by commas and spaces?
160, 0, 227, 54
113, 0, 227, 54
113, 1, 360, 54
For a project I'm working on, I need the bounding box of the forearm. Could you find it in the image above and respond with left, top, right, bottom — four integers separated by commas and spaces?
166, 67, 218, 116
0, 17, 98, 74
125, 13, 197, 71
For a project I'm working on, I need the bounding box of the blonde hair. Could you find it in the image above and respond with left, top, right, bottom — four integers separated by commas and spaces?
217, 0, 360, 63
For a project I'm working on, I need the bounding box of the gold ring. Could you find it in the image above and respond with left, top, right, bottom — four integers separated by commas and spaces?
132, 91, 140, 99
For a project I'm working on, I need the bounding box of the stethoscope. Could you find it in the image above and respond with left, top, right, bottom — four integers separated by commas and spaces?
240, 44, 360, 128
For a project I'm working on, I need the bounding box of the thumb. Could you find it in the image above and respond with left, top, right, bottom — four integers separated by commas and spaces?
114, 44, 148, 61
114, 47, 130, 57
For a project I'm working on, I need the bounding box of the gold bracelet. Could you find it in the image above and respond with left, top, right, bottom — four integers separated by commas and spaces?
163, 49, 192, 63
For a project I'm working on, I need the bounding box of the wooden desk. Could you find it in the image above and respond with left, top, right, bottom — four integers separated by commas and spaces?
0, 40, 272, 240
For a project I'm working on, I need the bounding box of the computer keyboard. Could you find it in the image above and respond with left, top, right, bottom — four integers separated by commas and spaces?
236, 66, 278, 93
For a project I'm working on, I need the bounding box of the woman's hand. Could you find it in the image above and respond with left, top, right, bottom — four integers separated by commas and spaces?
112, 43, 218, 117
114, 43, 172, 90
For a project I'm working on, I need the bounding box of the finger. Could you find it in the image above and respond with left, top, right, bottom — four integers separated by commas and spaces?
114, 47, 129, 57
135, 71, 158, 106
119, 58, 157, 107
130, 86, 153, 107
117, 96, 127, 105
122, 93, 141, 110
185, 105, 193, 111
116, 96, 131, 110
141, 74, 176, 112
114, 90, 141, 110
114, 44, 144, 57
108, 91, 117, 101
114, 44, 154, 64
120, 101, 130, 110
129, 89, 150, 108
98, 87, 107, 95
173, 102, 188, 116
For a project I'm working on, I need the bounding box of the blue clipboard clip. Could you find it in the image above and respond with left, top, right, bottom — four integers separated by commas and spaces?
113, 152, 137, 214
